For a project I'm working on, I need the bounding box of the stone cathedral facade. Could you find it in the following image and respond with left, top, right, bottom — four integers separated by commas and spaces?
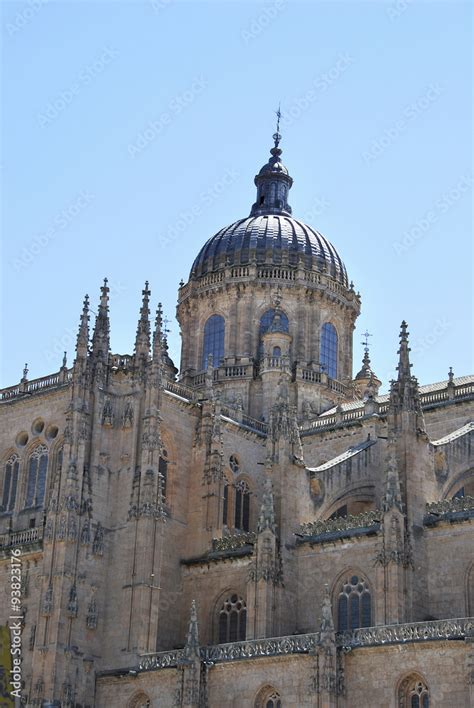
0, 133, 473, 708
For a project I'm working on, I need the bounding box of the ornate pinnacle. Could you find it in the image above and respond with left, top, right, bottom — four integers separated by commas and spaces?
320, 584, 335, 634
91, 280, 110, 359
257, 477, 276, 534
383, 438, 403, 513
182, 600, 200, 661
21, 363, 29, 383
152, 303, 163, 359
75, 294, 90, 358
396, 320, 411, 381
134, 281, 151, 357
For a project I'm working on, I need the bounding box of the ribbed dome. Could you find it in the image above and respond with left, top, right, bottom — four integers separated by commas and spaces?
190, 214, 348, 287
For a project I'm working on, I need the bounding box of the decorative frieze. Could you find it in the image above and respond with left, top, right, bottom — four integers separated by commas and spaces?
425, 495, 474, 518
127, 618, 474, 676
298, 510, 381, 540
337, 617, 473, 649
212, 532, 256, 552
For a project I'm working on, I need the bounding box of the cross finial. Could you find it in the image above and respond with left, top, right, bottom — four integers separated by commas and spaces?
273, 103, 282, 148
361, 329, 372, 353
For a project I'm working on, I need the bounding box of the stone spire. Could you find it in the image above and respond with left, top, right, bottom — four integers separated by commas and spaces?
389, 321, 425, 432
134, 281, 151, 359
183, 600, 200, 661
396, 320, 411, 382
153, 302, 163, 360
250, 109, 293, 217
75, 294, 90, 361
257, 477, 276, 534
91, 279, 110, 361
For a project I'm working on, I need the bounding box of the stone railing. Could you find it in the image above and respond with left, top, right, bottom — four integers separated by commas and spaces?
300, 407, 365, 435
110, 354, 133, 371
212, 532, 256, 552
202, 632, 318, 663
138, 648, 183, 671
0, 526, 44, 551
338, 617, 473, 649
297, 510, 381, 541
164, 380, 195, 402
424, 496, 474, 526
1, 371, 71, 401
136, 618, 473, 673
241, 414, 268, 435
257, 266, 296, 281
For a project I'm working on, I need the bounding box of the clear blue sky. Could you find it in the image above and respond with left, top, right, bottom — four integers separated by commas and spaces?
1, 0, 472, 390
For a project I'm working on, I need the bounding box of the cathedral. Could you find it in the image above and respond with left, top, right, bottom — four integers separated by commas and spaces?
0, 129, 473, 708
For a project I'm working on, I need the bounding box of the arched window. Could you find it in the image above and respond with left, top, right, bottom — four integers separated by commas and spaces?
25, 445, 48, 508
218, 593, 246, 643
202, 314, 225, 369
398, 675, 430, 708
337, 574, 371, 631
272, 346, 281, 358
234, 480, 250, 531
1, 454, 19, 513
159, 449, 168, 500
255, 687, 282, 708
320, 323, 338, 379
258, 309, 289, 357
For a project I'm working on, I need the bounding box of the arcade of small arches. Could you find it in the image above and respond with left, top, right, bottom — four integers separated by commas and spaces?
0, 427, 171, 516
124, 673, 430, 708
201, 310, 339, 378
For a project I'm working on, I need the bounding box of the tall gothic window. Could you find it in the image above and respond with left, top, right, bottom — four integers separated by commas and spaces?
320, 322, 338, 379
398, 675, 430, 708
337, 574, 371, 631
234, 480, 250, 531
25, 445, 48, 508
258, 309, 289, 357
202, 315, 225, 369
1, 454, 19, 513
159, 449, 168, 500
218, 594, 246, 643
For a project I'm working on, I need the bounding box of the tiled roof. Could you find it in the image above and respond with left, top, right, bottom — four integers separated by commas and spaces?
190, 214, 348, 286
